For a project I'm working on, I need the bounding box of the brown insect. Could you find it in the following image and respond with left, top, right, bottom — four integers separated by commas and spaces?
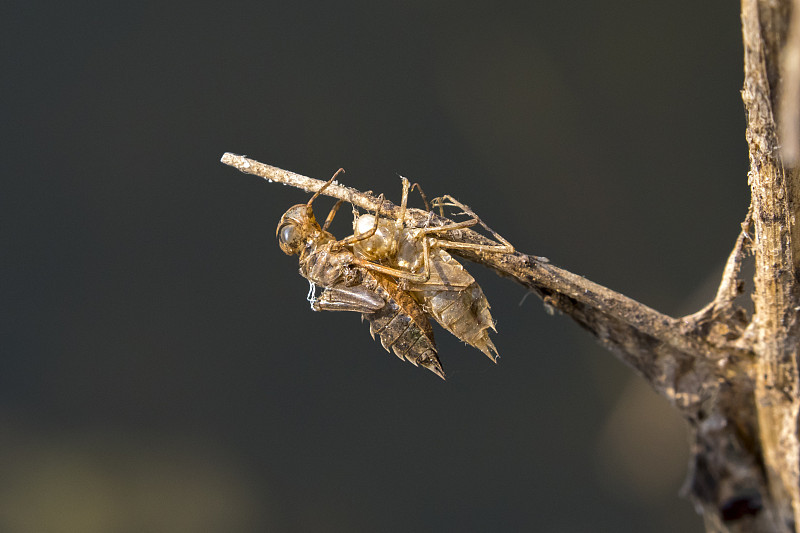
275, 170, 513, 378
350, 178, 514, 361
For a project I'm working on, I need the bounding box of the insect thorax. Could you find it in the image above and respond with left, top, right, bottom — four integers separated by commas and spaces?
352, 215, 400, 261
299, 245, 356, 288
353, 214, 428, 273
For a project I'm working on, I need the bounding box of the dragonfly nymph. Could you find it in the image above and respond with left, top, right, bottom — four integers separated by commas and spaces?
275, 170, 513, 378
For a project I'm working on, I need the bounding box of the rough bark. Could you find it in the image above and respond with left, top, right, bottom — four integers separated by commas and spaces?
743, 0, 800, 530
220, 1, 800, 530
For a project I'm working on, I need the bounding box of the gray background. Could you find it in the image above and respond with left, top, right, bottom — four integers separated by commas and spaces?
2, 1, 747, 531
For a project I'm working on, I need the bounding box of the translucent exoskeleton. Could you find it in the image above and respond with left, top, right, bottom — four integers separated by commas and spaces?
275, 170, 513, 378
350, 177, 513, 362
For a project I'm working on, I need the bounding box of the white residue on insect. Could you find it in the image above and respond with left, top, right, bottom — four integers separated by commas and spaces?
306, 280, 317, 309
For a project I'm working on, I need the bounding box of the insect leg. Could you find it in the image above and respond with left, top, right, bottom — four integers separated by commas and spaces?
410, 182, 431, 212
306, 168, 345, 218
395, 175, 431, 213
310, 285, 386, 313
322, 199, 345, 231
419, 217, 478, 233
396, 177, 410, 225
350, 256, 431, 283
427, 195, 515, 254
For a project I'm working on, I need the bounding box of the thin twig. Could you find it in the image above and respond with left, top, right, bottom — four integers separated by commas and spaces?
220, 153, 399, 218
713, 208, 752, 308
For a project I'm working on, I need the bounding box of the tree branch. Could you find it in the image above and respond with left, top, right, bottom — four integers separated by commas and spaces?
742, 0, 800, 528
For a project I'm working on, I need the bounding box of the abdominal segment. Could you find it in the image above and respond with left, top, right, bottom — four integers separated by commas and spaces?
312, 273, 444, 379
364, 273, 443, 379
409, 249, 499, 362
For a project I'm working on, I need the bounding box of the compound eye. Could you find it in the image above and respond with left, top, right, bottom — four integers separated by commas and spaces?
278, 223, 303, 254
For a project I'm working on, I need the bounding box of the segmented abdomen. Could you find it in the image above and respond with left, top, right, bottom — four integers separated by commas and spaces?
363, 272, 444, 379
409, 249, 498, 362
420, 282, 497, 362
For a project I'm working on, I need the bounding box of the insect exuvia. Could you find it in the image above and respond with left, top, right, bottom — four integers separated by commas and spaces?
275, 170, 514, 378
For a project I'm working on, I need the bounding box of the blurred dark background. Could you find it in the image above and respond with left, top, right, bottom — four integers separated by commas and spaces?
2, 1, 748, 531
